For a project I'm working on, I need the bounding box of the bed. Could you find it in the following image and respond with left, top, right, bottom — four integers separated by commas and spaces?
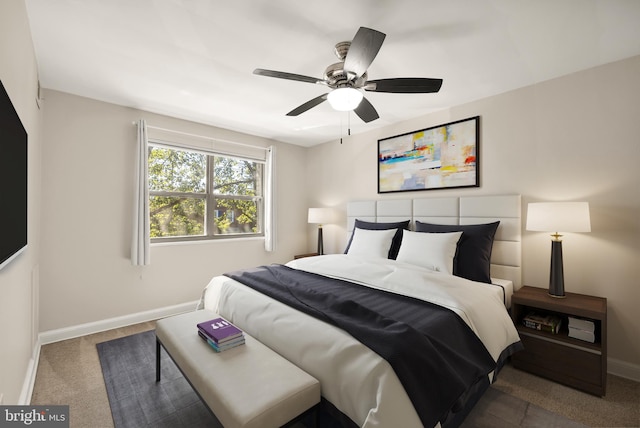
199, 195, 523, 428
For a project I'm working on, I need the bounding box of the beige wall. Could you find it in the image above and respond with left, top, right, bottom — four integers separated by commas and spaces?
306, 56, 640, 374
38, 90, 309, 332
0, 0, 42, 404
2, 0, 638, 403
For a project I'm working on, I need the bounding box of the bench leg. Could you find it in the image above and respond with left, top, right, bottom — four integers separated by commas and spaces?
156, 338, 161, 382
310, 405, 318, 428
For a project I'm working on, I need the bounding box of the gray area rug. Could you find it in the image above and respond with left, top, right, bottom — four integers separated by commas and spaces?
97, 330, 220, 428
97, 330, 585, 428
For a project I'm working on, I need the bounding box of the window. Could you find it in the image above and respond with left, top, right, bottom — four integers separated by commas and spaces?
148, 143, 264, 242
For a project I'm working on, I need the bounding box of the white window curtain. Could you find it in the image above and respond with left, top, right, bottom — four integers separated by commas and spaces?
131, 119, 150, 265
264, 145, 276, 252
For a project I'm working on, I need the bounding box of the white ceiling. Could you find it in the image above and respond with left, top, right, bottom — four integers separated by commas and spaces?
25, 0, 640, 147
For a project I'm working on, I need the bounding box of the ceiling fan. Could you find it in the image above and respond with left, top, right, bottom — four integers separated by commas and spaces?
253, 27, 443, 123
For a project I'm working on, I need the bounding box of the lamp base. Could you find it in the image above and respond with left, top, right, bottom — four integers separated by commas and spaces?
548, 239, 565, 298
317, 226, 324, 256
547, 292, 566, 299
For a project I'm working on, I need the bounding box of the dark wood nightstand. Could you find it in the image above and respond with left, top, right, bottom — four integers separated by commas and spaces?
511, 286, 607, 396
293, 252, 319, 259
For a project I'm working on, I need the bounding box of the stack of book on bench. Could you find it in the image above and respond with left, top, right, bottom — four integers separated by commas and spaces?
197, 317, 245, 352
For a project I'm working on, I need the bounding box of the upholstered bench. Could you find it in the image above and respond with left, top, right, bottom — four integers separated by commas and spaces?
155, 310, 320, 428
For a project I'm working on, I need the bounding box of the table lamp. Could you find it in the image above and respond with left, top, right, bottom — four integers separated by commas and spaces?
308, 208, 333, 255
526, 202, 591, 298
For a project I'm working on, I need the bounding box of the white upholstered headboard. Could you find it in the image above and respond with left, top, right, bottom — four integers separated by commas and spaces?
347, 195, 522, 287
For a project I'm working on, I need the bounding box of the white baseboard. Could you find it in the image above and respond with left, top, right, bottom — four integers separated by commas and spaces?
22, 300, 198, 405
608, 357, 640, 383
39, 300, 199, 345
19, 336, 41, 405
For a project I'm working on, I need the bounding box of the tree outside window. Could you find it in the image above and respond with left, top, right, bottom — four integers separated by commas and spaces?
148, 145, 263, 241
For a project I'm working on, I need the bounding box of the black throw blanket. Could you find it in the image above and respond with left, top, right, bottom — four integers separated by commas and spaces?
225, 265, 498, 428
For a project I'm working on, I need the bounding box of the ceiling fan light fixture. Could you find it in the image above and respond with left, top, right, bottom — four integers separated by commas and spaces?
327, 87, 363, 111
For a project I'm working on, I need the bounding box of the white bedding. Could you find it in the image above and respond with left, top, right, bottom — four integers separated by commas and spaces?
200, 254, 520, 428
491, 277, 514, 309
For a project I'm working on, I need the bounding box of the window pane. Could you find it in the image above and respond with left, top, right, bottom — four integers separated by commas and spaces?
213, 157, 259, 196
150, 196, 205, 237
148, 146, 206, 192
214, 199, 260, 234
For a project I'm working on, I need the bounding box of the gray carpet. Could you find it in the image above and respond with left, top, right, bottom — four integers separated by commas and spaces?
462, 387, 586, 427
97, 330, 586, 428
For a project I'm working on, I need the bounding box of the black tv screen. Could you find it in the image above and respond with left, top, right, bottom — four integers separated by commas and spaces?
0, 80, 28, 271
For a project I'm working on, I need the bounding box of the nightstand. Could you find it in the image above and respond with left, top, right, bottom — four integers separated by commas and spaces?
511, 286, 607, 396
293, 252, 319, 259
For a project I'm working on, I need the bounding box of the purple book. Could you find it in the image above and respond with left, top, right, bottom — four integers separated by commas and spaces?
197, 317, 243, 343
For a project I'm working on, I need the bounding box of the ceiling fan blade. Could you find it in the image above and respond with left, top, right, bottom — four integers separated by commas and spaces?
365, 78, 443, 93
286, 94, 329, 116
343, 27, 386, 79
354, 97, 379, 123
254, 68, 324, 85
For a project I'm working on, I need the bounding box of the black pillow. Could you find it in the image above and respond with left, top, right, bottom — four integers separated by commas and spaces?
414, 221, 500, 283
344, 219, 410, 259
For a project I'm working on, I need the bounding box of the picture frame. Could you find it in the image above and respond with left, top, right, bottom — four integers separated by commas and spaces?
378, 116, 480, 193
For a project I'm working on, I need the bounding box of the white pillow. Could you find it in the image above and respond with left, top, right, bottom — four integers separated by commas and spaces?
347, 227, 397, 259
396, 230, 463, 274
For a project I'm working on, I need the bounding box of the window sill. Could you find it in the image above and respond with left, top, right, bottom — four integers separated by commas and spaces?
151, 236, 265, 247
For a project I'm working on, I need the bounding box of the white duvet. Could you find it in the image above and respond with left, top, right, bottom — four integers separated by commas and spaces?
200, 254, 520, 428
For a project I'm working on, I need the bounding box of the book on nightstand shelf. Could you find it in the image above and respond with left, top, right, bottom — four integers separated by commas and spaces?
568, 316, 596, 343
568, 316, 595, 332
522, 311, 562, 334
197, 317, 245, 352
568, 327, 595, 343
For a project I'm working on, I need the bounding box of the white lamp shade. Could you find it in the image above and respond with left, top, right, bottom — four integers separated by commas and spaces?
526, 202, 591, 233
327, 87, 363, 111
308, 208, 334, 224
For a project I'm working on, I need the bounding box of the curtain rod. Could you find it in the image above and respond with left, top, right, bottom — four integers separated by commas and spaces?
134, 122, 270, 152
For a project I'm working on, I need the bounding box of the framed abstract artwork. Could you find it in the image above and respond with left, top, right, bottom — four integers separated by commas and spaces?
378, 116, 480, 193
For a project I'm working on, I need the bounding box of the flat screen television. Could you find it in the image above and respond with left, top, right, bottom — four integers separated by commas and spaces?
0, 80, 28, 271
